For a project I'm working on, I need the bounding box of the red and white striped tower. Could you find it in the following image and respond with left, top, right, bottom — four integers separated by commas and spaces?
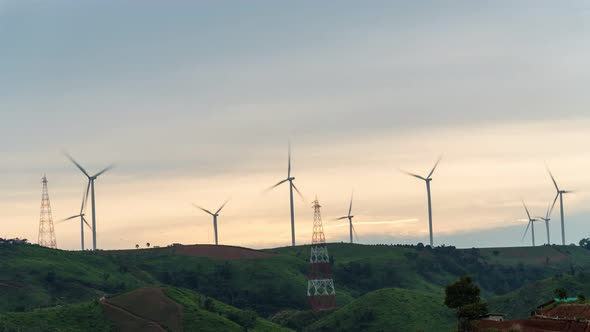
307, 197, 336, 311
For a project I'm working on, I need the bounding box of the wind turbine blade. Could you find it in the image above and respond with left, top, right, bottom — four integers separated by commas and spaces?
522, 201, 532, 221
546, 165, 560, 191
65, 153, 90, 178
292, 182, 305, 202
58, 215, 81, 223
348, 192, 354, 216
192, 203, 214, 216
81, 181, 91, 215
352, 224, 359, 242
82, 217, 92, 229
427, 155, 443, 179
216, 199, 230, 214
521, 221, 531, 241
549, 193, 559, 216
563, 190, 575, 194
400, 169, 426, 181
94, 164, 114, 178
334, 216, 349, 220
545, 202, 552, 220
267, 178, 289, 191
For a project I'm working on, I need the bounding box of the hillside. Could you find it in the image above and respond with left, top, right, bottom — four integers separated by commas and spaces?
488, 273, 590, 319
2, 242, 590, 331
307, 288, 455, 332
0, 286, 290, 332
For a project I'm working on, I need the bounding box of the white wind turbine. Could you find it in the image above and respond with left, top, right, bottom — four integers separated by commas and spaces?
401, 156, 442, 247
335, 193, 357, 244
521, 201, 540, 247
546, 166, 574, 245
66, 154, 114, 250
193, 200, 229, 246
268, 143, 304, 247
58, 182, 92, 250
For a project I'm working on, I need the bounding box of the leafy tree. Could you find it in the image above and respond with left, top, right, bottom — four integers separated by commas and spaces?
554, 288, 568, 299
579, 238, 590, 249
445, 276, 488, 331
578, 293, 586, 301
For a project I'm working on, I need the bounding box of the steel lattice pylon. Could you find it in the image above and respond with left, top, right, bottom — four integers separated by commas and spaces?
38, 176, 57, 249
307, 197, 336, 311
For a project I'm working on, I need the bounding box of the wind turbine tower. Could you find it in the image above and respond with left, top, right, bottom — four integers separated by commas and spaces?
521, 201, 540, 247
268, 143, 304, 247
59, 183, 91, 250
536, 203, 553, 245
336, 193, 356, 243
38, 176, 57, 249
194, 200, 229, 245
66, 154, 113, 250
546, 166, 573, 245
402, 157, 441, 247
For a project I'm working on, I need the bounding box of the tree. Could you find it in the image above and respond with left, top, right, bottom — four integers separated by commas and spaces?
579, 238, 590, 250
554, 287, 568, 299
445, 276, 488, 331
146, 242, 151, 248
135, 244, 139, 249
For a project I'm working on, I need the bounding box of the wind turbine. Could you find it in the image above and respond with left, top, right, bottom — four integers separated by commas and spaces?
536, 202, 554, 245
268, 143, 304, 247
401, 156, 442, 247
546, 166, 573, 245
193, 200, 229, 245
58, 182, 92, 250
336, 193, 356, 244
66, 154, 113, 250
521, 201, 540, 247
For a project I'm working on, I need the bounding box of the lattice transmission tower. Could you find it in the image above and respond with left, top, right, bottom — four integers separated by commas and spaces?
38, 175, 57, 249
307, 197, 336, 311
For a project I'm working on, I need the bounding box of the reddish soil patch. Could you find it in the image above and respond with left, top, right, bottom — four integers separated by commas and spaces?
529, 247, 570, 264
542, 305, 590, 320
489, 246, 569, 264
104, 287, 183, 332
101, 300, 166, 332
173, 244, 278, 260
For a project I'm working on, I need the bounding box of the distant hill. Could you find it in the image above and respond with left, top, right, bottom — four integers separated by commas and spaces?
2, 242, 590, 331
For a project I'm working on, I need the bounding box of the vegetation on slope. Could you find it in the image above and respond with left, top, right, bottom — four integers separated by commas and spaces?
0, 244, 148, 312
307, 288, 455, 332
0, 286, 290, 332
488, 271, 590, 319
0, 301, 112, 332
2, 242, 590, 330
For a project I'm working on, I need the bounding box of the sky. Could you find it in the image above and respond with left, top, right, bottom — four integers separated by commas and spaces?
1, 1, 590, 250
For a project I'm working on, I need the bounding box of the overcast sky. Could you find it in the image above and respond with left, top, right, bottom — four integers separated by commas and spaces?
1, 1, 590, 250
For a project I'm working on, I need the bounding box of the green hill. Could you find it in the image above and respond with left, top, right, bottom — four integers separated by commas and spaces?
488, 272, 590, 319
0, 286, 291, 332
307, 288, 455, 332
2, 242, 590, 331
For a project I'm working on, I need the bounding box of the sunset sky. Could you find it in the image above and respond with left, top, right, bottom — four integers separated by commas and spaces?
2, 1, 590, 250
